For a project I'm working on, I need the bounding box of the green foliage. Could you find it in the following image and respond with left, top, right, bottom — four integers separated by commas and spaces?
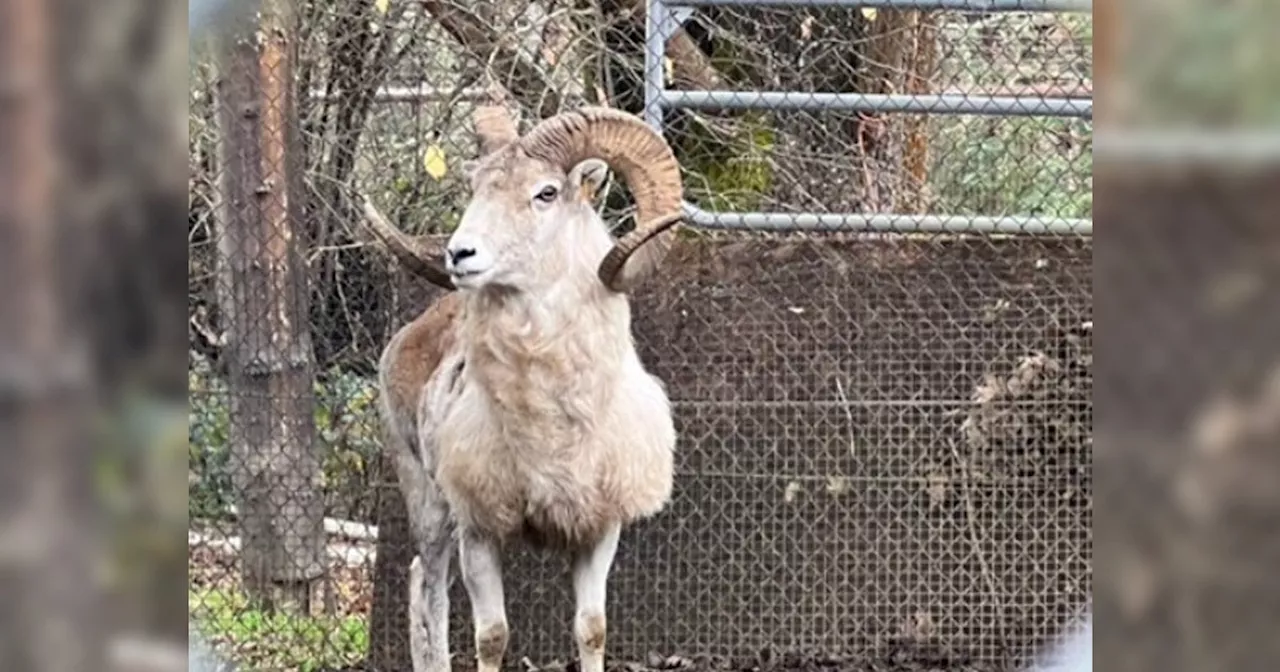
189, 356, 233, 521
670, 29, 777, 212
930, 116, 1092, 219
188, 357, 384, 523
920, 12, 1093, 220
312, 369, 383, 521
190, 586, 368, 671
682, 113, 776, 212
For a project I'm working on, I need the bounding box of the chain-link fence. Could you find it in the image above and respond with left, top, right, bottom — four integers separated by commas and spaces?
187, 1, 1092, 670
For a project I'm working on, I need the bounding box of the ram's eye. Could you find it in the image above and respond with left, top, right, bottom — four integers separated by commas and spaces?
534, 185, 558, 203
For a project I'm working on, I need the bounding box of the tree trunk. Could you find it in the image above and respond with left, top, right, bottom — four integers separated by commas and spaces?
0, 0, 102, 668
214, 0, 326, 612
863, 9, 939, 214
616, 0, 724, 91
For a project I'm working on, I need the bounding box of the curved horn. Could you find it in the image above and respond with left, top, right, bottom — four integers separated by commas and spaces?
361, 195, 455, 290
358, 107, 515, 291
474, 105, 519, 155
518, 106, 684, 292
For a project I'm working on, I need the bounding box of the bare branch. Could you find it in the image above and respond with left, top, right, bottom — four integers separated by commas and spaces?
420, 0, 586, 117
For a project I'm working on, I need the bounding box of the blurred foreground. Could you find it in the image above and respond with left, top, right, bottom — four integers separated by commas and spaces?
0, 0, 249, 669
1094, 3, 1280, 672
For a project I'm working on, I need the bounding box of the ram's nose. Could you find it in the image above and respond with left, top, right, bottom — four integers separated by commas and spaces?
444, 234, 492, 283
448, 246, 476, 266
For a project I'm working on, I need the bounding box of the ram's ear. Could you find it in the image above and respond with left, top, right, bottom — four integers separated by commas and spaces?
567, 158, 610, 204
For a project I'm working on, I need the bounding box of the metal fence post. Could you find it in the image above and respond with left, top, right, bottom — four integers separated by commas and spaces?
645, 0, 669, 131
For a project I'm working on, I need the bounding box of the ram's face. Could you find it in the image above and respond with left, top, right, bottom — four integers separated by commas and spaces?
365, 106, 682, 294
445, 148, 610, 291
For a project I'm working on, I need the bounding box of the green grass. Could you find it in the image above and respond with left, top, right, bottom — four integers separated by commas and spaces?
190, 586, 369, 671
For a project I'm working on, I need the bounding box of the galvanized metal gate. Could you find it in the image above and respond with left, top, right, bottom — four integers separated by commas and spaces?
642, 0, 1094, 235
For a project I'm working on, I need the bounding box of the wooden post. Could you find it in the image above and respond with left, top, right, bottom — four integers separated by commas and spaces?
214, 0, 326, 612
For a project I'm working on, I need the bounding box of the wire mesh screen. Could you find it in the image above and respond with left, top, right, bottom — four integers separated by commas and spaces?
187, 1, 1092, 671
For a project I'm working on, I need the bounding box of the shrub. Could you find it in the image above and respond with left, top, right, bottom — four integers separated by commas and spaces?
188, 356, 385, 524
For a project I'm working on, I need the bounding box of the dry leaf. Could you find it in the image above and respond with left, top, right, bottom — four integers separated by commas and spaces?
423, 145, 447, 181
825, 476, 851, 496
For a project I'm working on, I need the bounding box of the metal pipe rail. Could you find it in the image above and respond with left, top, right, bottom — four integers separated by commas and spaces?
683, 203, 1092, 235
307, 86, 489, 104
659, 90, 1093, 118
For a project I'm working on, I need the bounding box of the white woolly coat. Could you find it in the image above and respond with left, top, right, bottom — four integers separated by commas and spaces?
384, 258, 675, 551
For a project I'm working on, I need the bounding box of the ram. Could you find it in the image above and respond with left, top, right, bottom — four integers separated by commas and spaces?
365, 105, 685, 672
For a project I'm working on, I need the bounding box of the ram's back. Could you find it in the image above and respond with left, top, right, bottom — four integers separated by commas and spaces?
378, 292, 465, 456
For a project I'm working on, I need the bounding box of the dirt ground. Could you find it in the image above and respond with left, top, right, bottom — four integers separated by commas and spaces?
321, 645, 1008, 672
193, 544, 1010, 672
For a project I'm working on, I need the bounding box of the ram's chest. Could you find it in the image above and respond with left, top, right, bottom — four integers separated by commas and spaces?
425, 358, 608, 541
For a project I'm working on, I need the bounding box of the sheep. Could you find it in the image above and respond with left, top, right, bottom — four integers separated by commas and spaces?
363, 104, 686, 672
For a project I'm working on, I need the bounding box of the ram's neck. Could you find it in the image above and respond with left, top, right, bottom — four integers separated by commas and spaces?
460, 277, 634, 427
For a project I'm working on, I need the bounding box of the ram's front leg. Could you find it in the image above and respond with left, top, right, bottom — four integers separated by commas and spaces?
408, 490, 454, 672
572, 523, 621, 672
460, 529, 508, 672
